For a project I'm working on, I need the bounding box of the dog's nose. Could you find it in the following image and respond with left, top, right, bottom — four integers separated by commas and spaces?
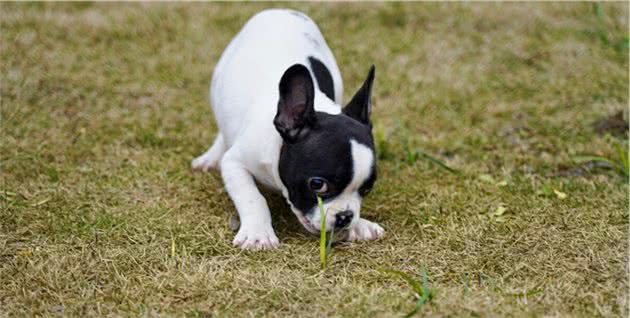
334, 210, 354, 230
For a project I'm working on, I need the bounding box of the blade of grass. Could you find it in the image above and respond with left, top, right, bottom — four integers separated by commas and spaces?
592, 3, 609, 45
420, 265, 433, 303
404, 138, 417, 165
572, 155, 621, 174
380, 267, 433, 317
505, 289, 544, 297
325, 223, 335, 257
421, 267, 429, 296
402, 299, 424, 318
613, 143, 629, 177
415, 148, 459, 174
461, 273, 471, 296
593, 2, 604, 19
318, 196, 327, 269
572, 155, 617, 166
170, 234, 176, 258
378, 268, 423, 295
617, 37, 629, 51
375, 125, 390, 160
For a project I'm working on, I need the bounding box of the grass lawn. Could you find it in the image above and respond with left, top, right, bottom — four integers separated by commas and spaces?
1, 2, 628, 317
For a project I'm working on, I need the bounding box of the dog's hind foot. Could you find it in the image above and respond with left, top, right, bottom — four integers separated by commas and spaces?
192, 134, 226, 172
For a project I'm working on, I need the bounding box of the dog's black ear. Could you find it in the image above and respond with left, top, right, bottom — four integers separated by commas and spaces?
273, 64, 316, 143
343, 65, 375, 127
274, 64, 316, 143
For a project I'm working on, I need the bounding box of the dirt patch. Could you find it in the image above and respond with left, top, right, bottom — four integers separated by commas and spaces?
549, 161, 616, 177
592, 111, 628, 137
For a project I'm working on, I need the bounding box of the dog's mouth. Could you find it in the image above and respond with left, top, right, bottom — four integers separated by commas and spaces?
297, 215, 350, 241
298, 216, 318, 234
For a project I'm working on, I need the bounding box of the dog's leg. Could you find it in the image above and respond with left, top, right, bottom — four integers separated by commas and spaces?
347, 218, 384, 241
220, 152, 279, 249
192, 134, 226, 172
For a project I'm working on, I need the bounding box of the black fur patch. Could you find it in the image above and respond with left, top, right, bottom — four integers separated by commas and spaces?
303, 32, 321, 48
287, 9, 309, 21
308, 56, 335, 102
278, 112, 374, 215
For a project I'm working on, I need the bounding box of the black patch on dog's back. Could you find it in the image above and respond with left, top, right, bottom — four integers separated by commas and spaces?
308, 56, 335, 102
303, 32, 321, 49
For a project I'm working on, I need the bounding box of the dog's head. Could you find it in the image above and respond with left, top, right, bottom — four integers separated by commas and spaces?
274, 64, 377, 236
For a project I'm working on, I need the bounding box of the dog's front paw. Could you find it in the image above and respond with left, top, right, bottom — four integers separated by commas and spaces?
233, 224, 280, 250
347, 218, 384, 241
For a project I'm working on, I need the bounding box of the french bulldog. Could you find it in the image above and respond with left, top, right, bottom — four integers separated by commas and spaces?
192, 8, 384, 249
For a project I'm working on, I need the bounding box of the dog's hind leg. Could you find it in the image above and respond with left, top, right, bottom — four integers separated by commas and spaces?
192, 133, 226, 172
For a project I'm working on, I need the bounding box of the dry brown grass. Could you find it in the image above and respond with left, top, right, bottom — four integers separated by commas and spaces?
1, 2, 628, 317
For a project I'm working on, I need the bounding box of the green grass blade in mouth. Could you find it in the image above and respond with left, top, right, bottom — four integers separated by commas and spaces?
318, 196, 327, 269
326, 224, 335, 258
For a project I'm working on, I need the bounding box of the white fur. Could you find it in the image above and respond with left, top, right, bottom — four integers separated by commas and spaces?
193, 9, 383, 249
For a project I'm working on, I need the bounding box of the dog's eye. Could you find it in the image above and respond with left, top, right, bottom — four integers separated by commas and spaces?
308, 177, 328, 193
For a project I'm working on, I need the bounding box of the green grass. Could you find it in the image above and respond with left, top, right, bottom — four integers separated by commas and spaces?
1, 2, 628, 317
317, 195, 334, 269
379, 266, 435, 317
572, 140, 629, 179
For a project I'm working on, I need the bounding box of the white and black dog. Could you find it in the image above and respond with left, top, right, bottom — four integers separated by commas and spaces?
192, 9, 384, 249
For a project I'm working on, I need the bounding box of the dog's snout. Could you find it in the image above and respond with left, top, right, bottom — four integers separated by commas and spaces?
334, 210, 354, 229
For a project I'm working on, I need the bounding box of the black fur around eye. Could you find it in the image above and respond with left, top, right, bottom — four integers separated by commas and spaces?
308, 177, 328, 193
